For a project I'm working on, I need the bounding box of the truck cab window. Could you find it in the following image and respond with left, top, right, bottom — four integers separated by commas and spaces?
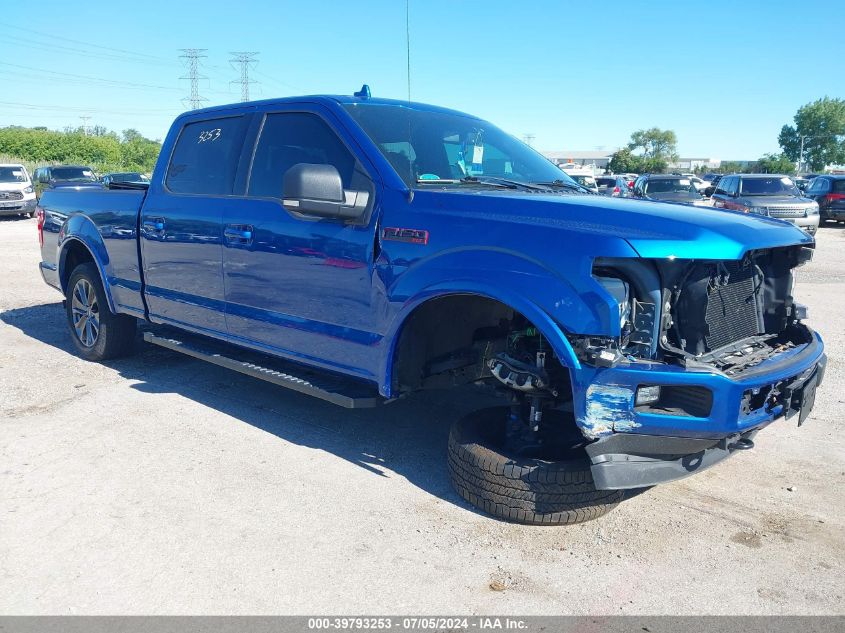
248, 112, 368, 199
166, 116, 247, 195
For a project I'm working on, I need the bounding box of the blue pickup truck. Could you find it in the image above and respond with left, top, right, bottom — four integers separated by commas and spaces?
37, 88, 826, 525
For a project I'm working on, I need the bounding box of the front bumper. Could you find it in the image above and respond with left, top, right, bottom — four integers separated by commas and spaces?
573, 327, 826, 489
783, 214, 820, 235
0, 197, 36, 216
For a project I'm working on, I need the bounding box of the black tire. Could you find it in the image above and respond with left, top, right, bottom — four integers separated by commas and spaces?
65, 263, 137, 361
28, 211, 36, 218
448, 407, 624, 525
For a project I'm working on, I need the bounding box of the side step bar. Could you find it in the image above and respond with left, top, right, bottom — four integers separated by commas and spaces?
143, 331, 382, 409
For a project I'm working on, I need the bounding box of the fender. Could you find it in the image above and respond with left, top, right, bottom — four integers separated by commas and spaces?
57, 213, 117, 313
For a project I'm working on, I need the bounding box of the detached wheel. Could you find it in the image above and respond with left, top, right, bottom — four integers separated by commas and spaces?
66, 263, 137, 361
448, 407, 623, 525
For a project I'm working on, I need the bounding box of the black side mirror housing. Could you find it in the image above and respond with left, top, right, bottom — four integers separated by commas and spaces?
282, 163, 369, 221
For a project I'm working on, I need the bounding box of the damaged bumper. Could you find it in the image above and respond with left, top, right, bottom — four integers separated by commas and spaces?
572, 328, 826, 490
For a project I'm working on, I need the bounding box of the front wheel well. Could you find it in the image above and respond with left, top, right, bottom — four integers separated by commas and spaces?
390, 294, 572, 399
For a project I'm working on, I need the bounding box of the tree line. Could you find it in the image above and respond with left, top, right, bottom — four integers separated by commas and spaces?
606, 97, 845, 175
0, 125, 161, 175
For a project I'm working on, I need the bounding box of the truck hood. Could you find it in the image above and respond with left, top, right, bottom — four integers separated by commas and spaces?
0, 182, 29, 192
430, 190, 813, 260
50, 181, 103, 189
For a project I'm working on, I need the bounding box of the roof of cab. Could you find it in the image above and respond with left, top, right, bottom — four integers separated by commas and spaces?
176, 94, 480, 121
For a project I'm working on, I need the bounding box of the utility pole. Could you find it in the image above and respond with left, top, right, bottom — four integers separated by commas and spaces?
179, 48, 208, 110
229, 52, 259, 102
79, 116, 91, 136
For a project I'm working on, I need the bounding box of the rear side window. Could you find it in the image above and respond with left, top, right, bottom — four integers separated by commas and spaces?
247, 112, 367, 198
166, 116, 247, 195
833, 179, 845, 194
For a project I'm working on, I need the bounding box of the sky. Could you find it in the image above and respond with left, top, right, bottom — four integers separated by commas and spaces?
1, 0, 843, 159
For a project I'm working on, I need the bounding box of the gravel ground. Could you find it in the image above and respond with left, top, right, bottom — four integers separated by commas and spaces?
1, 216, 843, 615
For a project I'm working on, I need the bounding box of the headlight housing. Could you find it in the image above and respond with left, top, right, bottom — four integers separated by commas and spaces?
806, 202, 819, 216
23, 186, 34, 194
748, 206, 767, 215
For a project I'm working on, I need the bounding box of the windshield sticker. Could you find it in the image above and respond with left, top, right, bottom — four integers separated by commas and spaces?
418, 173, 440, 181
472, 145, 484, 165
198, 128, 222, 143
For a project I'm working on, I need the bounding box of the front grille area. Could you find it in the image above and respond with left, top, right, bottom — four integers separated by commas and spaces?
0, 191, 24, 201
703, 260, 760, 351
764, 206, 806, 218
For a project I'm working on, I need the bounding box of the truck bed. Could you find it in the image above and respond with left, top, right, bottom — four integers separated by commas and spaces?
39, 187, 148, 316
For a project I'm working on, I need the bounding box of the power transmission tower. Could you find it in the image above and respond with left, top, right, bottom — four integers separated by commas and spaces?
229, 52, 259, 102
79, 116, 91, 136
179, 48, 208, 110
522, 133, 535, 147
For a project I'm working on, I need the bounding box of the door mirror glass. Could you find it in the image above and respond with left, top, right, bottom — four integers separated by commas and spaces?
282, 163, 369, 221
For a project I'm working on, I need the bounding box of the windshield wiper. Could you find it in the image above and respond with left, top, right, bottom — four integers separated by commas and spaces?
416, 176, 549, 191
532, 179, 593, 194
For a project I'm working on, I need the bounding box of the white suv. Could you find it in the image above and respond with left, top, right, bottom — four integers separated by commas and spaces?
0, 164, 37, 218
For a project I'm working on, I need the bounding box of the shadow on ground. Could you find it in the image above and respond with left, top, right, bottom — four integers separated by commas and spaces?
2, 301, 544, 518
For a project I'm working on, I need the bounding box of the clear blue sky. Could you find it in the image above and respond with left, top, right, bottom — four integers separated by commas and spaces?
1, 0, 842, 159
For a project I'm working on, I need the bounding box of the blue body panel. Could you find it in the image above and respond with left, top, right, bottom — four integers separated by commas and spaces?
37, 95, 824, 442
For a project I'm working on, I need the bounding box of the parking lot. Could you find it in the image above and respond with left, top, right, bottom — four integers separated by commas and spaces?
1, 215, 843, 615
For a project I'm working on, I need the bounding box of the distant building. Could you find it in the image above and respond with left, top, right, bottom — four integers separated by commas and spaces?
669, 157, 721, 170
542, 150, 615, 171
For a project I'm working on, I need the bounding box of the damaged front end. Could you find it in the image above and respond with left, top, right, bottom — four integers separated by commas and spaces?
566, 243, 823, 438
564, 243, 826, 489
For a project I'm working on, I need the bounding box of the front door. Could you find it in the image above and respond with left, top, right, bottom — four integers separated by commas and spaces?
222, 108, 381, 378
141, 114, 250, 336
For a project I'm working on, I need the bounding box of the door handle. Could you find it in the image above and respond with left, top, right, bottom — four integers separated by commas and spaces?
224, 224, 254, 245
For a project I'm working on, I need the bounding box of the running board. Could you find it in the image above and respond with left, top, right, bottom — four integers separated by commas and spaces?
143, 331, 382, 409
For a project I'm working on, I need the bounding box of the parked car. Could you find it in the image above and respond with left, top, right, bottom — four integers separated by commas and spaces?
32, 165, 101, 199
567, 173, 599, 193
793, 176, 810, 193
37, 90, 825, 526
631, 175, 708, 205
688, 176, 710, 192
702, 174, 723, 197
710, 174, 820, 235
803, 175, 845, 224
595, 175, 631, 197
0, 163, 37, 218
101, 172, 151, 187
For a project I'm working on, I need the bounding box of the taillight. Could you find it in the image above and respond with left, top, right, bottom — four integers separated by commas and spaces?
824, 193, 845, 202
36, 206, 45, 247
612, 186, 621, 196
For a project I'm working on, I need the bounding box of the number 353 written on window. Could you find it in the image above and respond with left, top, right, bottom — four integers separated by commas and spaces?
197, 128, 222, 143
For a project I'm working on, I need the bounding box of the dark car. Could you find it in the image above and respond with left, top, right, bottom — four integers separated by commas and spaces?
102, 172, 151, 187
595, 175, 631, 197
631, 175, 706, 205
804, 175, 845, 224
32, 165, 101, 199
702, 174, 723, 197
710, 174, 819, 234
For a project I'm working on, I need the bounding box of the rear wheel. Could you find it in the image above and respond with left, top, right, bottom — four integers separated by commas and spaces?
447, 407, 624, 525
65, 263, 137, 361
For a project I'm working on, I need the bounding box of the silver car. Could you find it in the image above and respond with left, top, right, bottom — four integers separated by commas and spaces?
710, 174, 820, 235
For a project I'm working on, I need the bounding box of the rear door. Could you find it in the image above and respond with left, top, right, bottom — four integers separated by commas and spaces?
221, 105, 381, 377
140, 114, 251, 336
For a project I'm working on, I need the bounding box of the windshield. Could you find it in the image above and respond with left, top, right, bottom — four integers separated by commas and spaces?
0, 166, 28, 183
740, 177, 801, 196
343, 102, 578, 189
51, 167, 96, 182
596, 178, 616, 187
644, 178, 695, 194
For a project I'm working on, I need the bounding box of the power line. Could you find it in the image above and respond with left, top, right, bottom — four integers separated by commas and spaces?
0, 62, 181, 91
406, 0, 412, 101
229, 52, 259, 102
79, 116, 92, 136
179, 49, 209, 110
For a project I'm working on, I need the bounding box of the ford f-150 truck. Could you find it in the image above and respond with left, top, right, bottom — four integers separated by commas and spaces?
37, 88, 826, 525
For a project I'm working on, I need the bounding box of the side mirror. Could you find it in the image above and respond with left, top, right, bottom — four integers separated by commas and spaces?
282, 163, 369, 221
